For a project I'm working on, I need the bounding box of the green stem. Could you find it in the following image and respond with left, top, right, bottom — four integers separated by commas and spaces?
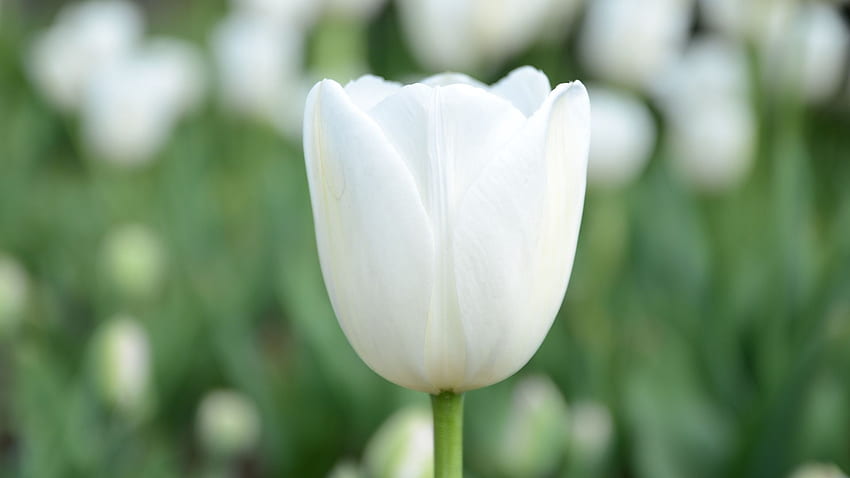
431, 391, 464, 478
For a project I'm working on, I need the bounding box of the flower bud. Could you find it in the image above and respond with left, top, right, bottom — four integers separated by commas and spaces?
27, 0, 142, 112
0, 254, 29, 335
789, 463, 847, 478
498, 375, 569, 477
568, 401, 614, 470
196, 389, 261, 459
364, 407, 433, 478
94, 316, 151, 417
101, 224, 165, 300
328, 460, 364, 478
587, 86, 656, 189
580, 0, 691, 90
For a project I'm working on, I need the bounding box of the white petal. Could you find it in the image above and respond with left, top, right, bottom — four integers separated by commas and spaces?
452, 81, 590, 391
344, 75, 402, 111
367, 83, 526, 390
490, 66, 552, 117
303, 80, 436, 392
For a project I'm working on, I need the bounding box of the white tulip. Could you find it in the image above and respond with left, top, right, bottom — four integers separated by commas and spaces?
95, 316, 151, 417
101, 224, 166, 300
0, 254, 29, 334
27, 0, 142, 111
303, 67, 590, 393
230, 0, 322, 26
365, 407, 433, 478
762, 2, 849, 103
789, 463, 848, 478
579, 0, 691, 90
396, 0, 552, 72
81, 38, 204, 165
197, 389, 261, 459
587, 86, 656, 189
211, 13, 306, 134
498, 375, 569, 476
655, 37, 756, 192
324, 0, 388, 21
569, 401, 613, 467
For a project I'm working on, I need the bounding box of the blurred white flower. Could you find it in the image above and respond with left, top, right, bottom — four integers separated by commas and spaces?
0, 254, 29, 335
197, 389, 261, 459
579, 0, 691, 90
789, 463, 848, 478
587, 86, 656, 189
211, 12, 306, 135
82, 38, 204, 165
762, 2, 849, 103
28, 0, 142, 111
539, 0, 584, 44
327, 460, 363, 478
396, 0, 552, 72
498, 375, 569, 477
95, 316, 151, 417
230, 0, 322, 26
364, 407, 433, 478
101, 224, 166, 300
655, 37, 756, 192
569, 401, 614, 468
324, 0, 388, 21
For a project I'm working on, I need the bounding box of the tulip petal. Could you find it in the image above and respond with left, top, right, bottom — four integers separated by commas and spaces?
303, 79, 436, 392
452, 81, 590, 391
367, 83, 527, 390
344, 75, 402, 111
491, 66, 552, 117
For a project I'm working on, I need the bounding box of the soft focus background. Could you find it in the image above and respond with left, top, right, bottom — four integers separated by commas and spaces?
1, 0, 850, 477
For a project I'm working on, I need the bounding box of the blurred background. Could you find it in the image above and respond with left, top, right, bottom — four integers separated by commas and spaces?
1, 0, 850, 476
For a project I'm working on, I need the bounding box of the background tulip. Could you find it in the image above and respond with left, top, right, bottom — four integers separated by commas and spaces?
304, 67, 590, 394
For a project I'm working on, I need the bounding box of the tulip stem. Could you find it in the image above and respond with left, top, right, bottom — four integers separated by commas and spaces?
431, 391, 464, 478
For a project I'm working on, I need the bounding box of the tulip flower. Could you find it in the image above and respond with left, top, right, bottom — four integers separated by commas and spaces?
579, 0, 691, 91
0, 254, 29, 336
303, 66, 590, 477
789, 463, 847, 478
395, 0, 554, 72
94, 316, 152, 419
587, 85, 656, 189
101, 224, 166, 300
81, 38, 205, 165
27, 0, 142, 112
196, 389, 261, 460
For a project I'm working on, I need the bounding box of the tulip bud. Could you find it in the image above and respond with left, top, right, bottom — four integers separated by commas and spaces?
94, 316, 151, 418
327, 460, 364, 478
82, 38, 204, 165
0, 254, 29, 336
364, 407, 433, 478
579, 0, 691, 90
211, 12, 306, 136
101, 224, 165, 300
396, 0, 553, 72
655, 37, 756, 192
587, 86, 656, 189
197, 390, 261, 459
27, 0, 142, 112
761, 2, 848, 104
789, 463, 847, 478
568, 401, 613, 470
497, 375, 569, 477
303, 67, 589, 393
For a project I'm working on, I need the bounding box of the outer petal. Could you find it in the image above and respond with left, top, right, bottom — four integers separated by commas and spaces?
303, 79, 436, 392
344, 75, 402, 111
421, 72, 488, 89
452, 81, 590, 391
490, 66, 552, 117
367, 83, 526, 391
